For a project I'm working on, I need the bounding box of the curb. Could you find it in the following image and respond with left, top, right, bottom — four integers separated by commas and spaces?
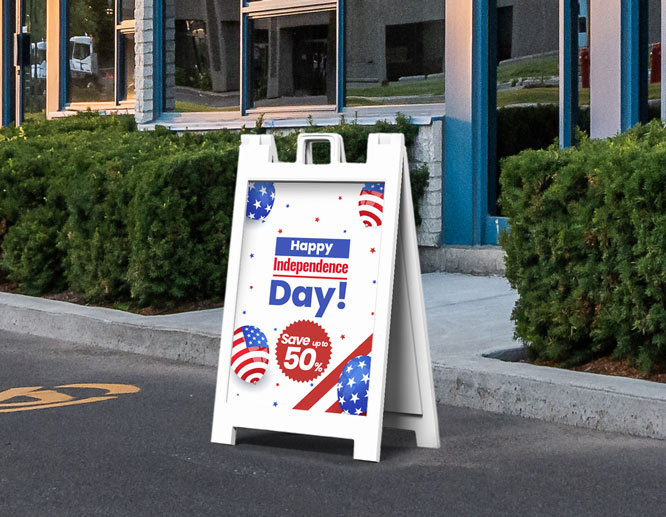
0, 293, 221, 367
434, 356, 666, 440
2, 292, 666, 440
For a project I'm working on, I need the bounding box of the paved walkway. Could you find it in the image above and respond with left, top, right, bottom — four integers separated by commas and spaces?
136, 272, 519, 361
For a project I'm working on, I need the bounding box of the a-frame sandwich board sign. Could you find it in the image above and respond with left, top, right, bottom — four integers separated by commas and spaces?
211, 132, 439, 462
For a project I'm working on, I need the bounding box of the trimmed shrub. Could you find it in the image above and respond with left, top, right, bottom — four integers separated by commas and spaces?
0, 112, 427, 308
500, 120, 666, 372
128, 146, 239, 306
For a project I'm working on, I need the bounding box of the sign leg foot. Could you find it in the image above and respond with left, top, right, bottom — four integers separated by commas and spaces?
212, 423, 237, 445
353, 436, 381, 462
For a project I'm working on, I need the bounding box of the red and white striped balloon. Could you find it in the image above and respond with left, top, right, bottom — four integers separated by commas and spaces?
231, 325, 270, 384
358, 183, 385, 227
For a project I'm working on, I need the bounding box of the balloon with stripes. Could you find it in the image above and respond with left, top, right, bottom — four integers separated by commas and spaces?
231, 325, 270, 384
358, 183, 385, 227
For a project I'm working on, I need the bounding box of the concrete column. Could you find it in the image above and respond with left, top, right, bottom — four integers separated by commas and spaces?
590, 0, 644, 138
135, 0, 155, 124
590, 0, 622, 138
444, 0, 500, 245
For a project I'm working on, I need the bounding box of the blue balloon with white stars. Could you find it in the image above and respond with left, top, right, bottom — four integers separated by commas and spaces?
246, 182, 276, 221
337, 355, 371, 416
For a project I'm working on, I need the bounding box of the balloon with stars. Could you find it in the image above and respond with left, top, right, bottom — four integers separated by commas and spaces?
246, 182, 276, 221
336, 355, 371, 415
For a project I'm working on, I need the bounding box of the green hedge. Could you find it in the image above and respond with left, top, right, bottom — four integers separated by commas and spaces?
0, 113, 428, 308
500, 120, 666, 372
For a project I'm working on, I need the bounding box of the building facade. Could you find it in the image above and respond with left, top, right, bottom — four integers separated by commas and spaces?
0, 0, 664, 261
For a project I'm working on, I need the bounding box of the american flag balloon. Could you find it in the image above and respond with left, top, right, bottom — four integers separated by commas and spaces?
231, 325, 270, 384
337, 355, 371, 415
358, 183, 385, 227
246, 182, 276, 221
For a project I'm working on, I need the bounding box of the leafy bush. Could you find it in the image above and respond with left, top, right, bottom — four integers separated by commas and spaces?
128, 147, 239, 306
500, 120, 666, 372
0, 112, 428, 308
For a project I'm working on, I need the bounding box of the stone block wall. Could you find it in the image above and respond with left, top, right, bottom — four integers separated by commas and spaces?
410, 121, 443, 247
135, 0, 154, 124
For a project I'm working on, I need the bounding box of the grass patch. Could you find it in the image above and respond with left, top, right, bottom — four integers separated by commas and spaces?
174, 101, 239, 113
346, 77, 444, 99
497, 56, 559, 84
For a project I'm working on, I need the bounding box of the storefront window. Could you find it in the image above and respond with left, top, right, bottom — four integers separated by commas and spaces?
121, 0, 135, 21
164, 3, 240, 113
249, 11, 336, 109
123, 33, 135, 100
67, 0, 116, 103
344, 0, 444, 107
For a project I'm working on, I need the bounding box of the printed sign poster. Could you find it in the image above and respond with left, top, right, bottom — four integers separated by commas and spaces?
227, 180, 386, 417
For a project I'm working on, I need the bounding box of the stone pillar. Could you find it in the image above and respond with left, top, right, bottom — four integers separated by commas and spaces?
135, 0, 155, 124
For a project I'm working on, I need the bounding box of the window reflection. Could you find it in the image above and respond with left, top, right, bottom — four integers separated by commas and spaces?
68, 0, 115, 103
345, 0, 444, 107
121, 0, 135, 21
250, 11, 336, 108
165, 2, 240, 112
123, 33, 135, 100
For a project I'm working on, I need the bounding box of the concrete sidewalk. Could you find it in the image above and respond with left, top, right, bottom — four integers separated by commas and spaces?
2, 272, 666, 440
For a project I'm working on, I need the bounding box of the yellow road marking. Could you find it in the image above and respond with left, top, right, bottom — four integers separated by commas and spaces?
0, 384, 140, 413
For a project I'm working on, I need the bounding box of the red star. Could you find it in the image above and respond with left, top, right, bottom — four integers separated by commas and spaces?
370, 247, 376, 253
340, 334, 346, 340
315, 217, 320, 222
278, 229, 283, 234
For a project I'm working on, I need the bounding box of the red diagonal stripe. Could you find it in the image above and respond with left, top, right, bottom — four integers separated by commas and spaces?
326, 400, 344, 413
293, 334, 373, 411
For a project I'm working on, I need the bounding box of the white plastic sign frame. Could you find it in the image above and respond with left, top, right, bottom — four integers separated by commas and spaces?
212, 133, 439, 462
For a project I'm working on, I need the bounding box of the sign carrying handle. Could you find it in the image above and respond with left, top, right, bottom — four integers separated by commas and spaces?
295, 133, 347, 165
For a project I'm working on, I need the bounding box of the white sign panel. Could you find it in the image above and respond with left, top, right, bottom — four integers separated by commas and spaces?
212, 133, 439, 462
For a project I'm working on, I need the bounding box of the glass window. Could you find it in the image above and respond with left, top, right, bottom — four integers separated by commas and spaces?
164, 3, 240, 113
495, 1, 559, 215
345, 0, 444, 107
68, 0, 116, 103
121, 0, 135, 22
123, 33, 135, 100
647, 0, 661, 121
249, 11, 336, 108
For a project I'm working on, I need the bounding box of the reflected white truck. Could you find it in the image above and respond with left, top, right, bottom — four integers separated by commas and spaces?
30, 35, 99, 83
31, 41, 46, 80
69, 35, 99, 83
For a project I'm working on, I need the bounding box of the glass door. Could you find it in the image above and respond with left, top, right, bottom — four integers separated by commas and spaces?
15, 0, 46, 124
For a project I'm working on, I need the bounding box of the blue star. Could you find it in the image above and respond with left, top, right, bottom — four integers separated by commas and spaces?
273, 401, 278, 407
250, 253, 254, 258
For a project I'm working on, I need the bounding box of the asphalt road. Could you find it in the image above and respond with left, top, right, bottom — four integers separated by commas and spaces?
2, 330, 666, 516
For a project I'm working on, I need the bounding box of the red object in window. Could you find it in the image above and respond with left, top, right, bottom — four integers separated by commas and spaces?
580, 46, 590, 89
651, 43, 661, 84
